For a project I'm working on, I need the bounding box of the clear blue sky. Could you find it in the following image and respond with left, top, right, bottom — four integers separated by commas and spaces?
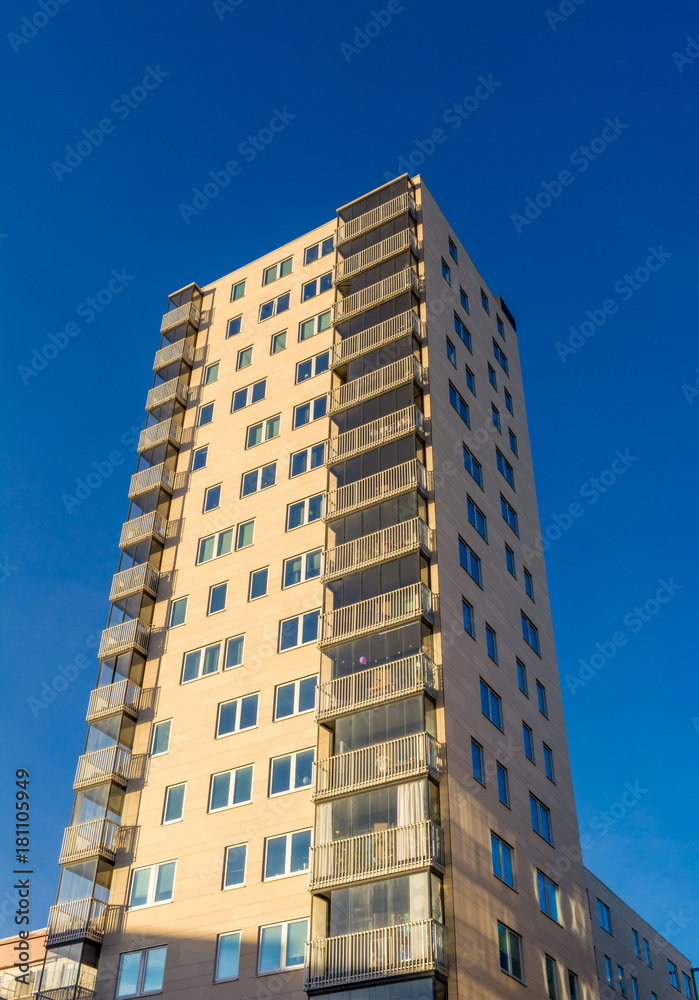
1, 0, 697, 961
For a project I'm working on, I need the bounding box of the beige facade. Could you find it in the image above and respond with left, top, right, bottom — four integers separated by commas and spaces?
0, 928, 46, 998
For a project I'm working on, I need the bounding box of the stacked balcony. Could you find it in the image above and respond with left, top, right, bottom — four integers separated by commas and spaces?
73, 746, 132, 790
324, 459, 432, 520
128, 462, 175, 499
98, 619, 150, 659
335, 230, 420, 285
109, 562, 159, 603
331, 310, 423, 369
336, 191, 418, 246
160, 300, 200, 333
316, 652, 437, 722
322, 518, 433, 582
329, 355, 425, 415
333, 269, 422, 324
326, 405, 425, 465
153, 337, 195, 372
58, 818, 121, 866
86, 679, 141, 723
119, 510, 168, 548
319, 582, 435, 647
137, 418, 183, 453
46, 897, 109, 947
312, 731, 441, 800
145, 376, 188, 411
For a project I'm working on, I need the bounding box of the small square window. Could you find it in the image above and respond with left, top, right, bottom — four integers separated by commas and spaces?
271, 330, 287, 354
168, 596, 188, 628
227, 316, 242, 338
204, 362, 219, 385
204, 484, 221, 512
192, 445, 208, 471
231, 280, 246, 301
237, 346, 253, 370
249, 567, 269, 600
198, 402, 214, 426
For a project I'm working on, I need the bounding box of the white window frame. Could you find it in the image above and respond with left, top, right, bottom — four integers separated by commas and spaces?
293, 394, 328, 428
192, 445, 208, 470
231, 279, 246, 301
181, 641, 222, 683
204, 361, 220, 385
207, 582, 228, 616
214, 930, 242, 982
236, 344, 253, 370
162, 783, 186, 825
274, 675, 318, 720
226, 315, 242, 338
279, 610, 320, 651
196, 527, 234, 565
286, 493, 324, 529
269, 748, 315, 796
222, 844, 247, 890
263, 256, 293, 285
198, 401, 214, 426
168, 596, 188, 628
208, 764, 254, 812
258, 918, 309, 974
299, 308, 331, 342
232, 378, 266, 412
270, 330, 287, 354
249, 567, 269, 600
151, 720, 171, 757
301, 271, 332, 301
296, 349, 330, 383
115, 946, 167, 999
282, 547, 323, 588
241, 462, 277, 497
263, 828, 313, 880
290, 442, 326, 477
246, 414, 281, 448
235, 518, 255, 550
224, 634, 245, 671
216, 693, 260, 738
203, 483, 222, 512
304, 236, 334, 264
259, 291, 290, 321
128, 861, 177, 910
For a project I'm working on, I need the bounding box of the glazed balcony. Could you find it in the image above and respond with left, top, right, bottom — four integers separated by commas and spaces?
324, 459, 432, 520
304, 918, 447, 989
319, 582, 435, 647
128, 461, 175, 499
326, 405, 425, 465
73, 745, 132, 790
86, 678, 141, 723
98, 618, 150, 660
335, 230, 420, 284
109, 562, 159, 602
58, 818, 121, 866
153, 337, 195, 372
160, 301, 200, 333
315, 651, 437, 722
46, 897, 109, 947
37, 987, 96, 1000
333, 269, 422, 324
312, 732, 441, 800
329, 356, 425, 415
119, 510, 168, 549
336, 191, 418, 246
322, 518, 433, 583
309, 821, 444, 891
137, 418, 183, 453
145, 376, 189, 411
331, 310, 423, 369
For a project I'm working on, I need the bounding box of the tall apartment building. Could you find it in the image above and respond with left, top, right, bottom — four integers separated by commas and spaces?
34, 174, 665, 1000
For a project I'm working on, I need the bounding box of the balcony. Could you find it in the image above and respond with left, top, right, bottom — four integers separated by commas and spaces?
329, 356, 425, 415
304, 918, 447, 989
137, 418, 183, 453
109, 562, 159, 602
331, 310, 423, 369
128, 462, 175, 499
336, 191, 418, 246
160, 301, 200, 334
58, 818, 121, 865
319, 582, 435, 647
333, 269, 422, 324
153, 337, 195, 371
335, 230, 420, 284
73, 745, 132, 790
316, 652, 437, 722
325, 459, 432, 520
119, 510, 167, 549
98, 618, 150, 660
309, 821, 444, 891
46, 897, 109, 947
37, 988, 96, 1000
323, 518, 433, 583
312, 732, 441, 800
86, 678, 141, 723
326, 405, 425, 465
145, 376, 189, 411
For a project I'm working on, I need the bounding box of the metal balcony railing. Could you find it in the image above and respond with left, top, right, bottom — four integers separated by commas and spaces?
319, 582, 435, 647
160, 301, 200, 333
37, 987, 96, 1000
128, 462, 175, 499
336, 191, 418, 246
98, 618, 150, 659
109, 562, 159, 602
333, 269, 422, 324
312, 732, 441, 800
331, 310, 423, 369
326, 405, 425, 465
324, 459, 432, 520
335, 230, 420, 284
145, 376, 189, 411
153, 337, 195, 371
46, 897, 109, 947
137, 417, 183, 453
86, 678, 141, 723
118, 510, 168, 549
309, 821, 444, 891
322, 518, 433, 582
304, 918, 447, 989
329, 356, 425, 415
58, 818, 121, 865
315, 652, 437, 722
73, 745, 132, 790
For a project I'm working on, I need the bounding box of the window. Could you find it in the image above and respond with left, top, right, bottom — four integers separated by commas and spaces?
632, 980, 640, 1000
279, 609, 320, 651
492, 404, 502, 432
463, 444, 483, 488
538, 871, 559, 921
491, 832, 514, 887
605, 957, 614, 987
506, 545, 516, 578
224, 634, 245, 670
204, 484, 221, 511
471, 738, 485, 784
547, 957, 559, 1000
644, 940, 653, 967
182, 641, 221, 682
683, 973, 694, 998
494, 339, 509, 374
504, 387, 514, 414
209, 765, 254, 811
271, 330, 287, 353
652, 994, 658, 1000
517, 659, 528, 695
449, 382, 470, 426
486, 625, 498, 664
524, 568, 534, 600
480, 679, 503, 730
496, 449, 515, 488
523, 722, 535, 762
168, 596, 187, 628
498, 923, 523, 981
290, 441, 326, 476
497, 762, 510, 805
264, 829, 312, 879
236, 345, 253, 370
198, 401, 214, 426
293, 394, 327, 427
501, 496, 519, 535
208, 582, 228, 614
275, 676, 317, 719
598, 900, 612, 933
569, 971, 579, 1000
446, 337, 457, 367
231, 279, 246, 301
241, 462, 277, 497
304, 236, 334, 264
449, 237, 458, 261
296, 350, 330, 382
459, 537, 482, 587
536, 681, 548, 716
287, 493, 324, 528
258, 918, 309, 973
543, 743, 555, 782
481, 289, 490, 313
204, 361, 219, 385
302, 272, 332, 300
249, 567, 268, 600
454, 312, 472, 351
263, 257, 292, 284
521, 612, 540, 654
467, 496, 487, 540
441, 259, 452, 285
232, 378, 266, 411
115, 946, 167, 999
162, 783, 185, 824
465, 365, 476, 394
488, 364, 498, 390
462, 598, 475, 638
227, 315, 242, 337
151, 720, 171, 756
270, 748, 314, 795
128, 861, 176, 909
669, 962, 679, 989
217, 694, 259, 737
530, 792, 553, 843
197, 527, 233, 564
460, 287, 470, 313
236, 518, 255, 549
223, 844, 247, 889
497, 315, 505, 337
259, 291, 290, 321
215, 932, 241, 982
192, 445, 208, 471
619, 967, 628, 996
246, 414, 281, 448
632, 930, 641, 957
283, 548, 322, 587
509, 429, 518, 456
299, 308, 331, 341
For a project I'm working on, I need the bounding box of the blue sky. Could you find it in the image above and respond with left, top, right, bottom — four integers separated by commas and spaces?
1, 0, 697, 961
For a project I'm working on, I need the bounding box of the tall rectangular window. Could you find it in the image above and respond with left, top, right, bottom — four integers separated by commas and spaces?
480, 680, 503, 730
467, 496, 487, 540
491, 832, 514, 887
523, 722, 535, 762
501, 496, 519, 535
446, 337, 457, 367
509, 428, 519, 456
449, 383, 470, 426
632, 979, 640, 1000
486, 625, 498, 664
471, 738, 485, 784
162, 783, 185, 824
521, 612, 540, 654
497, 762, 510, 806
517, 659, 528, 696
536, 681, 548, 716
223, 843, 247, 889
492, 404, 502, 432
151, 720, 171, 756
231, 279, 246, 301
464, 445, 483, 488
546, 957, 558, 1000
215, 932, 241, 982
537, 871, 559, 921
632, 930, 641, 957
449, 237, 458, 262
524, 567, 534, 599
460, 287, 469, 313
604, 957, 614, 987
569, 972, 579, 1000
227, 316, 242, 338
442, 259, 452, 285
683, 973, 694, 998
644, 940, 652, 967
530, 793, 553, 843
498, 923, 523, 982
488, 364, 498, 390
504, 387, 514, 414
481, 289, 490, 313
493, 339, 509, 374
454, 312, 472, 351
462, 598, 475, 638
465, 365, 476, 394
506, 545, 516, 577
618, 966, 628, 996
459, 537, 482, 587
496, 449, 515, 488
543, 743, 556, 782
669, 962, 679, 989
598, 899, 613, 934
168, 596, 188, 628
236, 519, 255, 549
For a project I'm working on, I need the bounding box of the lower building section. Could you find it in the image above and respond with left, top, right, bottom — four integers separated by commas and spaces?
308, 976, 446, 1000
